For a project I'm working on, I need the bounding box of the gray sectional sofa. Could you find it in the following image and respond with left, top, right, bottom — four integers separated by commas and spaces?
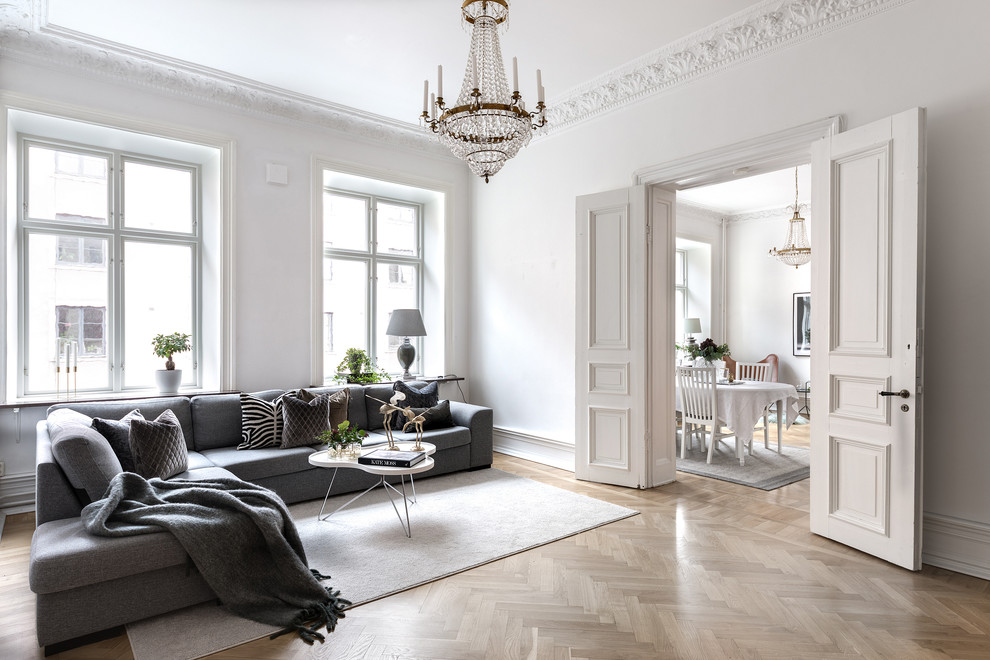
30, 383, 493, 650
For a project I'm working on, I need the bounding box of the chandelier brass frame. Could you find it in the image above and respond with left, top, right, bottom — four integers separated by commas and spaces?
769, 167, 812, 268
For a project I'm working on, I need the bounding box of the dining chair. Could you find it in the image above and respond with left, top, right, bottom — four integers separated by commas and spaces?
676, 366, 735, 464
735, 361, 773, 451
725, 354, 779, 381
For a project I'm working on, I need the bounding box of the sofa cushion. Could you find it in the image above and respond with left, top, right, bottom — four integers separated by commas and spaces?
48, 409, 123, 503
280, 394, 332, 449
200, 445, 320, 482
299, 388, 349, 429
363, 384, 398, 430
171, 466, 237, 482
50, 397, 195, 449
390, 425, 471, 452
237, 390, 297, 450
92, 410, 143, 472
184, 450, 215, 471
300, 386, 367, 430
129, 409, 188, 480
393, 380, 439, 407
392, 400, 454, 431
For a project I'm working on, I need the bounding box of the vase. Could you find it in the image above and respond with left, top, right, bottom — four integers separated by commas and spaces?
693, 358, 726, 380
155, 369, 182, 394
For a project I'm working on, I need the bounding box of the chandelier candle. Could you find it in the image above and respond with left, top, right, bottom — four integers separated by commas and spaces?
420, 0, 548, 182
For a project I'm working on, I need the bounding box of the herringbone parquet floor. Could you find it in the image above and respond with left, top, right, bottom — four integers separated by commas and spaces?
2, 436, 988, 659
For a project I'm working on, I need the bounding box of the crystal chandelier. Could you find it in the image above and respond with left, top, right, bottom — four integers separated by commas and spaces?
420, 0, 547, 182
769, 167, 812, 267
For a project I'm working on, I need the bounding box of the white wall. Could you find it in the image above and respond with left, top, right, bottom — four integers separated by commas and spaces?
725, 215, 811, 386
470, 0, 990, 557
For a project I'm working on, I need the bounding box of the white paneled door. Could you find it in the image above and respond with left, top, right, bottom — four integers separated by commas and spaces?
810, 107, 926, 570
575, 186, 649, 488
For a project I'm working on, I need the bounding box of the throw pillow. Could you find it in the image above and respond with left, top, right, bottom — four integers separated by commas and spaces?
48, 409, 122, 503
128, 409, 188, 480
92, 409, 144, 473
237, 391, 297, 450
298, 388, 350, 429
392, 380, 439, 408
394, 399, 454, 431
280, 394, 332, 449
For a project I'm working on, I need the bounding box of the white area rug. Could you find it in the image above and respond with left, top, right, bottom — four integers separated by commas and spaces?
126, 468, 637, 660
677, 434, 810, 490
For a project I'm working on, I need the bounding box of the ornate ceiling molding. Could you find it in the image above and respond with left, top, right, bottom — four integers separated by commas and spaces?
546, 0, 912, 133
0, 0, 445, 155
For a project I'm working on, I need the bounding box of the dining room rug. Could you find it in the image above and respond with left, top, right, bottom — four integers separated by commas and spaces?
125, 468, 638, 660
676, 433, 809, 490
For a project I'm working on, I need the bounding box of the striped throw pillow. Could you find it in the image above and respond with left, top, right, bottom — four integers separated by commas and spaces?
237, 391, 296, 450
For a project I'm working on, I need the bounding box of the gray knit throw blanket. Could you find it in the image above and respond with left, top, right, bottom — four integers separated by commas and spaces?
81, 472, 350, 644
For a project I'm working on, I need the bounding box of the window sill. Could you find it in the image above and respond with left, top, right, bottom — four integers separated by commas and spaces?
0, 388, 236, 410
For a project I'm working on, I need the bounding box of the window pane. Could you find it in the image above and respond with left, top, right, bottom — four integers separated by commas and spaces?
123, 241, 194, 388
28, 145, 109, 225
26, 233, 110, 392
675, 289, 686, 342
675, 251, 685, 287
324, 258, 368, 382
375, 262, 419, 375
324, 193, 368, 252
377, 202, 418, 257
123, 161, 194, 233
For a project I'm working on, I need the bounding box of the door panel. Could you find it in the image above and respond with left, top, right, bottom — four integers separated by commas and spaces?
810, 107, 926, 570
576, 187, 648, 487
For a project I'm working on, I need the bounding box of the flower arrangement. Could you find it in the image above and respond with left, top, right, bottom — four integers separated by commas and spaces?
316, 420, 367, 456
679, 337, 730, 362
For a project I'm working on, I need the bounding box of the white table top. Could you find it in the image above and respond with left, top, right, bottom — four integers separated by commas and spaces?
676, 380, 799, 445
308, 441, 436, 476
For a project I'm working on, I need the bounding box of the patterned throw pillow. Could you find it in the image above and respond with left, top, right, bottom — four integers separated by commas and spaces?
392, 381, 439, 408
92, 409, 144, 472
298, 388, 350, 429
280, 394, 332, 449
394, 400, 454, 431
237, 391, 296, 450
128, 409, 188, 479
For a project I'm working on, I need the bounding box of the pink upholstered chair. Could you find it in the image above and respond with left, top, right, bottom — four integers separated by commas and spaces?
725, 354, 778, 381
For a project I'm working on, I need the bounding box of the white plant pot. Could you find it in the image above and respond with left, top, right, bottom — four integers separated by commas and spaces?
155, 369, 182, 394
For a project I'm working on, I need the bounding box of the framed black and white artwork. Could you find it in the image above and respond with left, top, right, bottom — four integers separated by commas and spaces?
793, 292, 811, 356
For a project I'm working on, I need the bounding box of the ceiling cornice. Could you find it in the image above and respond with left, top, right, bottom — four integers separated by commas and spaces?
546, 0, 912, 133
1, 0, 911, 143
0, 0, 446, 155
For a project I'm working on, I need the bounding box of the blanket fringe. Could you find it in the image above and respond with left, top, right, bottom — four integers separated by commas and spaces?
269, 586, 352, 644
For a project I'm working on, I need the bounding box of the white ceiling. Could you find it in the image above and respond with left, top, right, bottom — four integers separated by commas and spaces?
678, 164, 812, 216
46, 0, 756, 123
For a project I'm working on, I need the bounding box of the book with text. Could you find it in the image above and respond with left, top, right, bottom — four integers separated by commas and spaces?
358, 448, 427, 468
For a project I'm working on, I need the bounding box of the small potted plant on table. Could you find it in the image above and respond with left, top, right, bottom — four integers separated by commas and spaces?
317, 420, 368, 458
151, 332, 191, 394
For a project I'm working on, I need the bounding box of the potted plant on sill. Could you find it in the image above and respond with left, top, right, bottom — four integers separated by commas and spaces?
334, 348, 390, 385
151, 332, 191, 394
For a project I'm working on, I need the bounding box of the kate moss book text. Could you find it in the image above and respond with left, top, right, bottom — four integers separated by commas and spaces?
358, 448, 426, 468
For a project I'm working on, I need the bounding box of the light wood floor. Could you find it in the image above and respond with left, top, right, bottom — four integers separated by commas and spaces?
3, 436, 989, 659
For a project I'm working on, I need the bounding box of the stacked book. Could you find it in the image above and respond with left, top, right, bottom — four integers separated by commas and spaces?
358, 448, 427, 468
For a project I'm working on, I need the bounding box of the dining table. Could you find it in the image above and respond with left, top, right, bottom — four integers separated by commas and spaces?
675, 379, 800, 466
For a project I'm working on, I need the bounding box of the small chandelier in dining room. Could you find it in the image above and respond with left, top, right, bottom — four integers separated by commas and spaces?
419, 0, 548, 182
769, 166, 812, 267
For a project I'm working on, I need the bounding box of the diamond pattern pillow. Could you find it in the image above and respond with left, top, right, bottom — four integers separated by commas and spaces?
280, 394, 332, 449
298, 388, 350, 429
128, 409, 188, 479
92, 409, 144, 473
237, 391, 297, 450
392, 381, 439, 408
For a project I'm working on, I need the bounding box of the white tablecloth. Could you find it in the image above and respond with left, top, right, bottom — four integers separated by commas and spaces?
675, 381, 799, 463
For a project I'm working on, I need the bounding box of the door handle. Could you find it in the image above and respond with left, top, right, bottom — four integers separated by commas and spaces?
880, 389, 910, 398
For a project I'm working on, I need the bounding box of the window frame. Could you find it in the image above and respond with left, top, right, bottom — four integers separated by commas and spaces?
17, 135, 203, 396
674, 248, 688, 335
321, 187, 424, 381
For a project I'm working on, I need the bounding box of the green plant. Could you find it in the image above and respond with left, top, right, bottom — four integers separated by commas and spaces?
677, 337, 730, 362
151, 332, 191, 370
316, 420, 367, 452
334, 348, 390, 384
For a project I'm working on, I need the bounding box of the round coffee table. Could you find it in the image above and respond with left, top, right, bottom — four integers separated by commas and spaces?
307, 441, 436, 538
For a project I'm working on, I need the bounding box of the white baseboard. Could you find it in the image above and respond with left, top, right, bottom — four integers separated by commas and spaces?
493, 427, 575, 472
922, 513, 990, 580
0, 471, 35, 514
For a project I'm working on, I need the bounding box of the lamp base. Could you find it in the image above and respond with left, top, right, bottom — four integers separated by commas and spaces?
396, 338, 416, 380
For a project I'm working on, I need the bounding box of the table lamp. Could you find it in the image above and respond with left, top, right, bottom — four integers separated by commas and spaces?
386, 309, 427, 380
684, 317, 702, 348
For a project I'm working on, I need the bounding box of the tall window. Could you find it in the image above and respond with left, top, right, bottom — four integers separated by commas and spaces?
322, 189, 423, 381
18, 138, 200, 395
675, 249, 687, 341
